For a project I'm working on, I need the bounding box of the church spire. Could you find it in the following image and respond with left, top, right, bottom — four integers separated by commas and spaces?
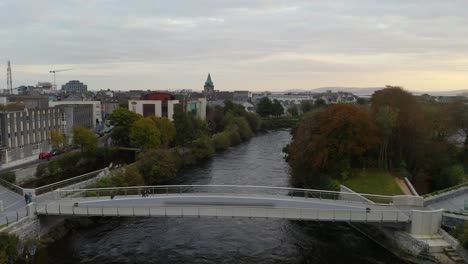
205, 73, 214, 88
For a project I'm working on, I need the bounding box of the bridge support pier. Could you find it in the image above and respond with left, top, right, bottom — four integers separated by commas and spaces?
410, 209, 443, 235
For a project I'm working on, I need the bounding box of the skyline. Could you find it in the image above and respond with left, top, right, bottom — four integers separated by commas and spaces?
1, 1, 468, 91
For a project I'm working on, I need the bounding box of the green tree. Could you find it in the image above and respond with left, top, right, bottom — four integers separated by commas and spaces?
375, 106, 398, 170
151, 117, 176, 147
173, 104, 195, 146
314, 98, 326, 108
272, 99, 284, 116
256, 97, 273, 117
212, 132, 231, 151
109, 108, 141, 146
49, 130, 65, 150
191, 135, 215, 160
300, 100, 314, 113
287, 105, 299, 117
371, 86, 426, 174
137, 149, 178, 184
130, 117, 161, 149
73, 126, 98, 154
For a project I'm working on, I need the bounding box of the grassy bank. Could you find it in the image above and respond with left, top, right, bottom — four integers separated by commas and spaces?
343, 171, 404, 195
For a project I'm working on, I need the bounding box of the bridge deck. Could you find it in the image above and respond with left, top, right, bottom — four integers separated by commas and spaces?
35, 194, 411, 223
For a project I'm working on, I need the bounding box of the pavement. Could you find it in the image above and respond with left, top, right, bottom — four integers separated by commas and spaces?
428, 192, 468, 213
0, 185, 27, 226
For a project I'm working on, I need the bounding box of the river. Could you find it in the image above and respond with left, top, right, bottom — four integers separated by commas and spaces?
37, 130, 404, 263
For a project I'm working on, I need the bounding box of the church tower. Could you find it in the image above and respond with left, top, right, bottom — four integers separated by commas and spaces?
203, 73, 215, 100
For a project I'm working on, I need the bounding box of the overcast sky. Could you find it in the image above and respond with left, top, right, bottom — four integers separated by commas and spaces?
1, 0, 467, 92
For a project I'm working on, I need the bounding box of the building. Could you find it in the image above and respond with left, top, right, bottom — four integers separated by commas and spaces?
233, 91, 252, 102
61, 80, 88, 94
54, 104, 94, 141
128, 92, 179, 121
187, 98, 207, 120
49, 101, 102, 128
0, 107, 62, 165
8, 95, 49, 109
203, 73, 215, 100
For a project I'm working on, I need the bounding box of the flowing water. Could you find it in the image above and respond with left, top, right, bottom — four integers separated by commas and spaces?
37, 130, 404, 263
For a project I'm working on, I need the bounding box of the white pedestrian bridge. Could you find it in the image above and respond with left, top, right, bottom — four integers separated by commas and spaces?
30, 185, 442, 235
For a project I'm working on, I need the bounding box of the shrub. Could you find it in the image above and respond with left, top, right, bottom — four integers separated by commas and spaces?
0, 232, 19, 264
434, 164, 464, 190
137, 149, 179, 185
191, 136, 215, 160
212, 132, 231, 151
0, 172, 15, 184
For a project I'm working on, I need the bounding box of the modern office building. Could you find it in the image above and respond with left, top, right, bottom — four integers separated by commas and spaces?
128, 92, 179, 121
61, 80, 88, 94
49, 101, 102, 128
0, 107, 62, 165
54, 104, 94, 141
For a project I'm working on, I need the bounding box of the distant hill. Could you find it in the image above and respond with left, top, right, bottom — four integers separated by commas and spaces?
284, 87, 468, 97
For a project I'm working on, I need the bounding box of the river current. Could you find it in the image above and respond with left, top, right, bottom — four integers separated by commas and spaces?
37, 130, 403, 264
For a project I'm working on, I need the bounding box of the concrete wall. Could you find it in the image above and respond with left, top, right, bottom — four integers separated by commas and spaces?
424, 186, 468, 206
13, 163, 39, 184
410, 209, 443, 235
392, 195, 424, 207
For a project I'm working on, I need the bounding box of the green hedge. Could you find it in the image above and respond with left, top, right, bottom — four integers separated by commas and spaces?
0, 172, 15, 184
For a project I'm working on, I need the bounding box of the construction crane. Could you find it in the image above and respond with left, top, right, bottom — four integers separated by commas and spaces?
49, 68, 73, 87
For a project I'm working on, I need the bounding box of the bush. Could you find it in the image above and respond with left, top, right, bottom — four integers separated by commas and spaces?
233, 117, 253, 140
212, 132, 231, 151
434, 164, 465, 190
0, 172, 15, 184
137, 149, 179, 185
0, 232, 19, 264
191, 136, 215, 160
227, 129, 242, 146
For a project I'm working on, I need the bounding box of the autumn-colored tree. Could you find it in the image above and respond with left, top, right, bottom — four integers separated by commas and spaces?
73, 126, 98, 154
287, 104, 378, 188
150, 117, 176, 147
130, 117, 161, 149
50, 130, 65, 150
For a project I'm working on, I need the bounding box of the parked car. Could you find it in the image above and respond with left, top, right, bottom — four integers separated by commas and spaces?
39, 152, 53, 160
50, 149, 62, 156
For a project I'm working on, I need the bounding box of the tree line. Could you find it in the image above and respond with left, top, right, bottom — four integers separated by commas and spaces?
286, 86, 468, 193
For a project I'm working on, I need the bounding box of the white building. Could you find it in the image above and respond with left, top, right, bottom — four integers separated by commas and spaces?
49, 101, 102, 127
128, 100, 179, 121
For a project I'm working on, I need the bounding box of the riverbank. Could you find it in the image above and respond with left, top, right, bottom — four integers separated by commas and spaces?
35, 131, 405, 264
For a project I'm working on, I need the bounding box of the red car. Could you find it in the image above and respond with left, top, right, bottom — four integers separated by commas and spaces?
39, 152, 52, 160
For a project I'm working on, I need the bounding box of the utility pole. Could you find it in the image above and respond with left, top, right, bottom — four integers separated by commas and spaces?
6, 61, 12, 94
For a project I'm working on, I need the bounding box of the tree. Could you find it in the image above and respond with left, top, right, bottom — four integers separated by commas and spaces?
448, 98, 468, 147
151, 117, 176, 147
371, 86, 426, 174
50, 130, 65, 150
137, 149, 178, 184
256, 97, 273, 117
0, 232, 19, 264
287, 105, 378, 188
173, 104, 196, 146
314, 99, 326, 108
73, 126, 98, 154
374, 106, 398, 170
212, 132, 231, 151
271, 99, 284, 116
300, 100, 314, 113
287, 105, 299, 117
109, 108, 141, 146
130, 117, 161, 149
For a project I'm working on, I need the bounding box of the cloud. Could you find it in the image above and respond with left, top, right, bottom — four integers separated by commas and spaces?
0, 0, 467, 91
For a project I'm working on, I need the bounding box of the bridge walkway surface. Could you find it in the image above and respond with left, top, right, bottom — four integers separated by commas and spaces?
0, 184, 28, 226
33, 186, 414, 223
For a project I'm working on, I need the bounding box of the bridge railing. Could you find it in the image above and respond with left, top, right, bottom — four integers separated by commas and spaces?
54, 185, 395, 205
0, 206, 28, 228
35, 169, 106, 197
33, 203, 412, 223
